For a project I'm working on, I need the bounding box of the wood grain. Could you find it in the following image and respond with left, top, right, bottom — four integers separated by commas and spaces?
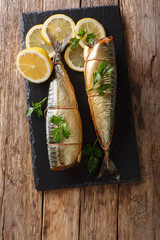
43, 0, 80, 10
42, 189, 81, 240
0, 1, 44, 240
118, 0, 160, 239
81, 0, 118, 7
79, 185, 118, 240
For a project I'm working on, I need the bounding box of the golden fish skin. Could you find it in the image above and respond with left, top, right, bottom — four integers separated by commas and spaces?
84, 38, 117, 150
46, 53, 82, 170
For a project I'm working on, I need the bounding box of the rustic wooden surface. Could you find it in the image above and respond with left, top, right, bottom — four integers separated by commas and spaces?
0, 0, 159, 239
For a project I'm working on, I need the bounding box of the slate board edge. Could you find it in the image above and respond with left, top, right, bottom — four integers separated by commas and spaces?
21, 5, 119, 15
117, 7, 141, 183
19, 6, 140, 191
36, 176, 141, 191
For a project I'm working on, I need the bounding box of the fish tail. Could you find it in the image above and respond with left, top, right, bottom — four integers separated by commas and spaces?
97, 151, 119, 179
46, 29, 71, 52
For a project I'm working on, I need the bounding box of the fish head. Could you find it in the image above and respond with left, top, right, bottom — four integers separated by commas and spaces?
89, 37, 114, 60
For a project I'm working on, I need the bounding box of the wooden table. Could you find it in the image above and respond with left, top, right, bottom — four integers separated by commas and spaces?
0, 0, 159, 239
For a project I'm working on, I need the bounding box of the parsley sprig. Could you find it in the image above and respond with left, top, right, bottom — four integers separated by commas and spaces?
26, 97, 47, 117
85, 33, 96, 45
70, 28, 96, 49
83, 139, 103, 173
87, 60, 114, 96
50, 115, 70, 143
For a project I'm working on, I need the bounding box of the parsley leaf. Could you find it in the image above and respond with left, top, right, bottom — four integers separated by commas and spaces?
93, 72, 101, 84
62, 122, 70, 139
86, 33, 96, 45
36, 108, 43, 117
26, 97, 47, 117
97, 82, 112, 91
69, 28, 86, 49
69, 29, 95, 49
98, 60, 110, 75
82, 144, 93, 156
94, 147, 103, 158
50, 115, 70, 143
51, 126, 63, 143
105, 67, 114, 75
86, 155, 99, 174
26, 107, 34, 116
69, 37, 80, 49
50, 115, 65, 125
77, 28, 86, 38
98, 90, 104, 96
86, 60, 114, 96
83, 139, 103, 173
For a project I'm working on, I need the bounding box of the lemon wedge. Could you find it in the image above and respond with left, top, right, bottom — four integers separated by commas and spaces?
75, 18, 106, 48
64, 45, 84, 72
16, 47, 53, 83
25, 25, 55, 58
41, 14, 75, 44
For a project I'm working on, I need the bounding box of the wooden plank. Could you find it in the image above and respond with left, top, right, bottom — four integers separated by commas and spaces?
0, 0, 43, 12
78, 2, 119, 240
79, 185, 118, 240
0, 1, 44, 240
118, 0, 160, 239
81, 0, 118, 7
42, 189, 81, 240
44, 0, 80, 10
41, 1, 81, 240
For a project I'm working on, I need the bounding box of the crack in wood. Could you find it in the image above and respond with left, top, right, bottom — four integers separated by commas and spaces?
1, 178, 5, 240
151, 54, 157, 83
151, 54, 157, 67
41, 191, 44, 240
116, 185, 119, 240
78, 188, 85, 240
151, 143, 155, 162
0, 175, 5, 220
2, 213, 5, 240
78, 197, 81, 240
1, 155, 6, 240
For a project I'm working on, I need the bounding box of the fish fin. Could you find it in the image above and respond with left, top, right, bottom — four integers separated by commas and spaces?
97, 152, 119, 179
46, 28, 71, 52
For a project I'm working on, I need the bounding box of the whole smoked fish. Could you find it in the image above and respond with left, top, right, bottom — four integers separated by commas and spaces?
84, 37, 117, 177
46, 30, 82, 170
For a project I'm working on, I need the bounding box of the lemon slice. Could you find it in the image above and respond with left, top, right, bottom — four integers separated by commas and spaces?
64, 45, 84, 72
42, 14, 75, 44
75, 18, 106, 48
16, 47, 53, 83
25, 25, 55, 58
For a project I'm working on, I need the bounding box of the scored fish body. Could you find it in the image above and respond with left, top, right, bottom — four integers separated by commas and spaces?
84, 37, 117, 175
46, 32, 82, 170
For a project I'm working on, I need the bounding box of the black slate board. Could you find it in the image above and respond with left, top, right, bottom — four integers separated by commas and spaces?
20, 5, 140, 191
